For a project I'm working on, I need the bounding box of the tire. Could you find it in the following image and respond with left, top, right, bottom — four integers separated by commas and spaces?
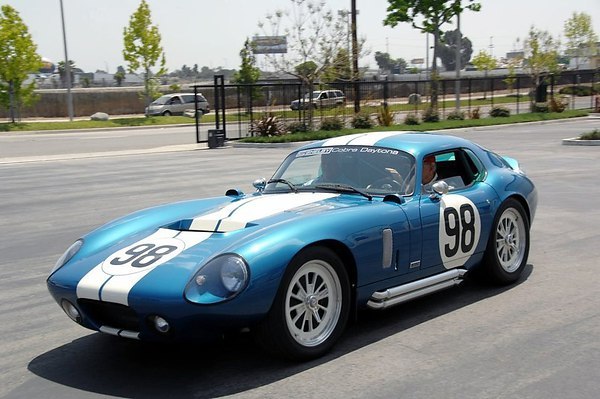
162, 110, 171, 116
482, 198, 530, 284
256, 246, 350, 360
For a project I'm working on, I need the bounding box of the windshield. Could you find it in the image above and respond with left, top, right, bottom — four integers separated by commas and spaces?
302, 91, 322, 100
266, 145, 416, 196
152, 95, 171, 105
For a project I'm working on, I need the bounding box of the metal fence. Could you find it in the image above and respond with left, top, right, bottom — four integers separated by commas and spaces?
193, 69, 599, 142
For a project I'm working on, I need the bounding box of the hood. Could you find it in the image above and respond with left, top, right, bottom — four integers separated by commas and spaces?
175, 192, 342, 233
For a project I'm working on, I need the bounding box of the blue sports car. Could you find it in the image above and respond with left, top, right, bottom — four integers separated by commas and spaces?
48, 131, 537, 360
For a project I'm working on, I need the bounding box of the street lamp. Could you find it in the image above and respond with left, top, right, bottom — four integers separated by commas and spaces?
59, 0, 74, 121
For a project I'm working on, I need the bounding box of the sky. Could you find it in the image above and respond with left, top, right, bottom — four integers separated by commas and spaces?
1, 0, 599, 73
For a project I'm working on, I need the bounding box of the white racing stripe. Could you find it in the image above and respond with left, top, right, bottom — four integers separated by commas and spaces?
77, 228, 212, 305
321, 131, 408, 147
189, 192, 338, 232
77, 193, 338, 306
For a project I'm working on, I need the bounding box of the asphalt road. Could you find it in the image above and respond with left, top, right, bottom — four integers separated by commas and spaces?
1, 119, 599, 398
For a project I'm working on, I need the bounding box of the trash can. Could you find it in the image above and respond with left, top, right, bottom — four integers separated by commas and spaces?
208, 129, 225, 149
535, 82, 548, 103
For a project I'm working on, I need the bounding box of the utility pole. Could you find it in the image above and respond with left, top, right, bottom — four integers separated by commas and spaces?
59, 0, 74, 121
455, 12, 461, 112
351, 0, 360, 113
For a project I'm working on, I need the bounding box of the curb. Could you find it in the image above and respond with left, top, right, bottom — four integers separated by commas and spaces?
561, 137, 600, 146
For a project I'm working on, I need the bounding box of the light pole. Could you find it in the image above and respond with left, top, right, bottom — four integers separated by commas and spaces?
351, 0, 360, 113
59, 0, 74, 121
455, 12, 461, 112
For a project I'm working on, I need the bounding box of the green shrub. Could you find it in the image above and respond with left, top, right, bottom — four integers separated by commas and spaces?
490, 106, 511, 117
352, 112, 374, 129
580, 129, 600, 140
558, 84, 599, 96
250, 114, 287, 136
530, 103, 549, 113
404, 113, 420, 125
320, 117, 344, 131
469, 107, 481, 119
549, 96, 567, 113
446, 110, 465, 120
422, 107, 440, 122
377, 105, 395, 126
286, 121, 308, 133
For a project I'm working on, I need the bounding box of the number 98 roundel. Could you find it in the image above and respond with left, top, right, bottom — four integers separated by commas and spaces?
438, 194, 481, 269
102, 237, 186, 276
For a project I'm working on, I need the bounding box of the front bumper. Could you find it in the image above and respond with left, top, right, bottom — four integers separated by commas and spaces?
47, 279, 263, 342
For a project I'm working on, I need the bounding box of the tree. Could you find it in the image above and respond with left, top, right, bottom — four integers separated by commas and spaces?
564, 12, 598, 70
257, 0, 358, 129
323, 48, 353, 82
114, 65, 126, 87
437, 29, 473, 71
57, 60, 76, 89
471, 50, 497, 99
384, 0, 481, 109
523, 26, 560, 108
232, 38, 262, 113
374, 51, 407, 74
0, 5, 42, 122
232, 38, 261, 84
123, 0, 167, 108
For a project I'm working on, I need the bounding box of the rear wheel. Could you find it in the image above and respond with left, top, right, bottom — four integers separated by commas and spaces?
256, 247, 350, 360
482, 198, 530, 284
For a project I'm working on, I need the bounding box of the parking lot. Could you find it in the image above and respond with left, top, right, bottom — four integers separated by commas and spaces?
0, 118, 599, 398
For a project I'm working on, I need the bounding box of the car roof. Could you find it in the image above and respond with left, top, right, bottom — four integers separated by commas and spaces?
297, 131, 479, 158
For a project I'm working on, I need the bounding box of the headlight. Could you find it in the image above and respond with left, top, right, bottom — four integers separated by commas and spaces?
185, 254, 249, 304
50, 239, 83, 275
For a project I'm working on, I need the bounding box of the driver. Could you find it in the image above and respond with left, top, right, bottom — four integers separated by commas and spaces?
422, 155, 438, 192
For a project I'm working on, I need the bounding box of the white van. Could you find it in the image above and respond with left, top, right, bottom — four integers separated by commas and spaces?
145, 93, 210, 116
290, 90, 346, 110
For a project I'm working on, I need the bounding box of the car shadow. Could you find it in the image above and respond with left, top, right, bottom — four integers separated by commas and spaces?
28, 265, 532, 398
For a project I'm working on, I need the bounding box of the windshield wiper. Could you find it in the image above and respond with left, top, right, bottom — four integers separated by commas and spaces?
267, 178, 298, 193
315, 183, 372, 201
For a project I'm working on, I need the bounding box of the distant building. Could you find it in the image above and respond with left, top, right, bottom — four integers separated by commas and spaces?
568, 42, 600, 70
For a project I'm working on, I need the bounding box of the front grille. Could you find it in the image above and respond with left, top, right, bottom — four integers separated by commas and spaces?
78, 299, 139, 331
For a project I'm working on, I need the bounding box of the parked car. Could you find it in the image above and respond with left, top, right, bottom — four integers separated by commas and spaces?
290, 89, 346, 110
47, 131, 537, 360
145, 93, 210, 116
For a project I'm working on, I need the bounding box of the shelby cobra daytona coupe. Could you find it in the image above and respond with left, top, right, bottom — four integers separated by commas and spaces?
48, 131, 537, 360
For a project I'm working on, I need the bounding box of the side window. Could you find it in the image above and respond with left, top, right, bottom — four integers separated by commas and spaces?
463, 148, 486, 182
321, 92, 328, 99
171, 96, 181, 104
181, 95, 194, 103
431, 150, 470, 191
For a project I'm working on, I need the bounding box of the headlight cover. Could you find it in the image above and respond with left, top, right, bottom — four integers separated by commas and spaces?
50, 239, 83, 275
185, 254, 249, 304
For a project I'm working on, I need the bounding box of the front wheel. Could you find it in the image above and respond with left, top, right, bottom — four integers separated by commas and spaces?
256, 247, 350, 360
162, 110, 172, 116
482, 198, 530, 284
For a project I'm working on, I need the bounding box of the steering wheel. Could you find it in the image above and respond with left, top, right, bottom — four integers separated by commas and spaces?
366, 177, 403, 192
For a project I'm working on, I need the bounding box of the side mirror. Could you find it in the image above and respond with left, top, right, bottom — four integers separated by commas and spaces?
253, 178, 266, 192
431, 181, 449, 196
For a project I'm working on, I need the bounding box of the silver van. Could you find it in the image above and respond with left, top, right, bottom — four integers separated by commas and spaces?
290, 90, 346, 110
145, 93, 210, 116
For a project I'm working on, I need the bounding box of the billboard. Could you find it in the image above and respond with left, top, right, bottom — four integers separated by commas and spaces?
252, 36, 287, 54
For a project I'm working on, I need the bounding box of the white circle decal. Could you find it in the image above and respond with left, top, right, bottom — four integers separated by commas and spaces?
438, 194, 481, 269
102, 237, 186, 276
